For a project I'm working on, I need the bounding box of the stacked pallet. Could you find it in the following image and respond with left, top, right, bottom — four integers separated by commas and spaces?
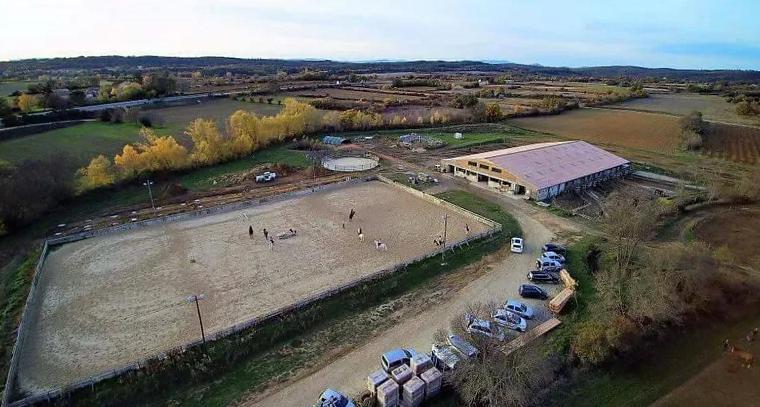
420, 367, 442, 398
376, 379, 400, 407
548, 287, 574, 314
367, 369, 390, 394
390, 364, 413, 385
401, 376, 425, 407
410, 353, 433, 375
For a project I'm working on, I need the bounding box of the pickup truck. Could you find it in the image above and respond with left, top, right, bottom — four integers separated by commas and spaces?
255, 171, 277, 183
315, 389, 356, 407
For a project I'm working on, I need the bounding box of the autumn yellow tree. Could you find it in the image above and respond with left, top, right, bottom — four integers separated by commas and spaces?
78, 155, 116, 189
114, 128, 189, 176
186, 118, 227, 165
228, 110, 261, 157
141, 129, 190, 171
114, 144, 144, 177
17, 93, 38, 113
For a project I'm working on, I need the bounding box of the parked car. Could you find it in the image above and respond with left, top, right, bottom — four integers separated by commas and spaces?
510, 237, 524, 253
491, 308, 528, 332
465, 315, 506, 341
316, 389, 356, 407
541, 251, 566, 264
519, 284, 549, 300
381, 348, 418, 372
542, 243, 567, 256
504, 299, 535, 319
527, 270, 560, 284
255, 171, 277, 183
431, 344, 461, 371
536, 259, 563, 272
448, 334, 479, 358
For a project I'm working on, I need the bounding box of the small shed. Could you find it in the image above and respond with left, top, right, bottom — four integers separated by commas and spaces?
322, 135, 349, 145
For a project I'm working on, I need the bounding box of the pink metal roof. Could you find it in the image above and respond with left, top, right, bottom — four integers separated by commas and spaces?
456, 141, 629, 189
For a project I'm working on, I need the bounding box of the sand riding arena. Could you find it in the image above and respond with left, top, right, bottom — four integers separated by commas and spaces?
13, 179, 494, 396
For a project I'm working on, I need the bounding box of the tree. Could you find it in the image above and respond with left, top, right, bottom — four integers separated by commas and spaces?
678, 111, 706, 151
446, 307, 554, 406
186, 119, 227, 165
0, 97, 12, 116
0, 155, 75, 230
78, 155, 116, 189
113, 128, 189, 177
597, 189, 661, 320
142, 71, 176, 97
484, 103, 502, 122
17, 93, 38, 113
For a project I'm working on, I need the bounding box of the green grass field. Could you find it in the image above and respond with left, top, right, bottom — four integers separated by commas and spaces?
152, 98, 283, 131
178, 146, 311, 191
0, 99, 286, 168
0, 81, 38, 98
0, 122, 174, 166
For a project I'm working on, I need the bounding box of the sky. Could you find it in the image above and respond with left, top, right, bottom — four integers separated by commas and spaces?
1, 0, 759, 69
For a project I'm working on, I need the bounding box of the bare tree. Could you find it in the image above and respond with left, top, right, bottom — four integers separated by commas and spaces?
446, 306, 555, 406
597, 189, 661, 319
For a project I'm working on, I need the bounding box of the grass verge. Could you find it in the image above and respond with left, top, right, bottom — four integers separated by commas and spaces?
545, 236, 599, 355
38, 190, 519, 407
0, 249, 39, 397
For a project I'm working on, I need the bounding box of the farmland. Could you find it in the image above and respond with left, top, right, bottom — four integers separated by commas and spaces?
703, 122, 760, 164
154, 98, 283, 129
615, 93, 760, 127
509, 108, 682, 152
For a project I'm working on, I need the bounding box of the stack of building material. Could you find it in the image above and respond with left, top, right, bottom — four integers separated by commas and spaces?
559, 269, 577, 289
548, 287, 574, 314
367, 369, 390, 394
390, 364, 413, 385
401, 376, 425, 407
376, 379, 400, 407
420, 367, 443, 398
409, 353, 433, 375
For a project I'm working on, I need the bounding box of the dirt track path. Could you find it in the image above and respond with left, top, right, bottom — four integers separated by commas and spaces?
239, 192, 568, 407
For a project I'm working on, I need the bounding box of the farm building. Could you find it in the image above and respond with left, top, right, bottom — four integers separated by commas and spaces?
322, 135, 349, 145
441, 141, 630, 200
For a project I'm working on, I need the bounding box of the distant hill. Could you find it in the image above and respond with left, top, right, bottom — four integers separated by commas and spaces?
1, 55, 759, 82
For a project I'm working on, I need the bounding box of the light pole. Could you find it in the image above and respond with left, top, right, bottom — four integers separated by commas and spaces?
187, 294, 207, 345
441, 213, 449, 265
143, 180, 156, 214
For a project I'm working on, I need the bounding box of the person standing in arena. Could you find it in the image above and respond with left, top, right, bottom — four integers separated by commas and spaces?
248, 225, 253, 239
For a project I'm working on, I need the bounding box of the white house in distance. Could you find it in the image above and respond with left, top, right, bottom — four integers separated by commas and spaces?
441, 141, 630, 201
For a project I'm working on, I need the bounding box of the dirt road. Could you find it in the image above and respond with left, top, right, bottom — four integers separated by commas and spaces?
241, 193, 565, 407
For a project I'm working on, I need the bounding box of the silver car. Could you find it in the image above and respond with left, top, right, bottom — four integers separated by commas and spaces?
504, 299, 535, 319
491, 308, 528, 332
465, 315, 506, 341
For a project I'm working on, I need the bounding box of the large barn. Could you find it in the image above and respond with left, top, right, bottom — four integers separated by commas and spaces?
441, 141, 630, 201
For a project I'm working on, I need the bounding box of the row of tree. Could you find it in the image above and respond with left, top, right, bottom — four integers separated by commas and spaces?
80, 98, 322, 188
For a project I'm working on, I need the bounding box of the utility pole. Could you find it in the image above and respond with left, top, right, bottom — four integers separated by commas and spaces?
441, 213, 449, 265
187, 294, 206, 345
143, 180, 156, 214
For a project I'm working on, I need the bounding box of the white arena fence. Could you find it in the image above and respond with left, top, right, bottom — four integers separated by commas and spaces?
322, 156, 379, 172
2, 176, 502, 407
